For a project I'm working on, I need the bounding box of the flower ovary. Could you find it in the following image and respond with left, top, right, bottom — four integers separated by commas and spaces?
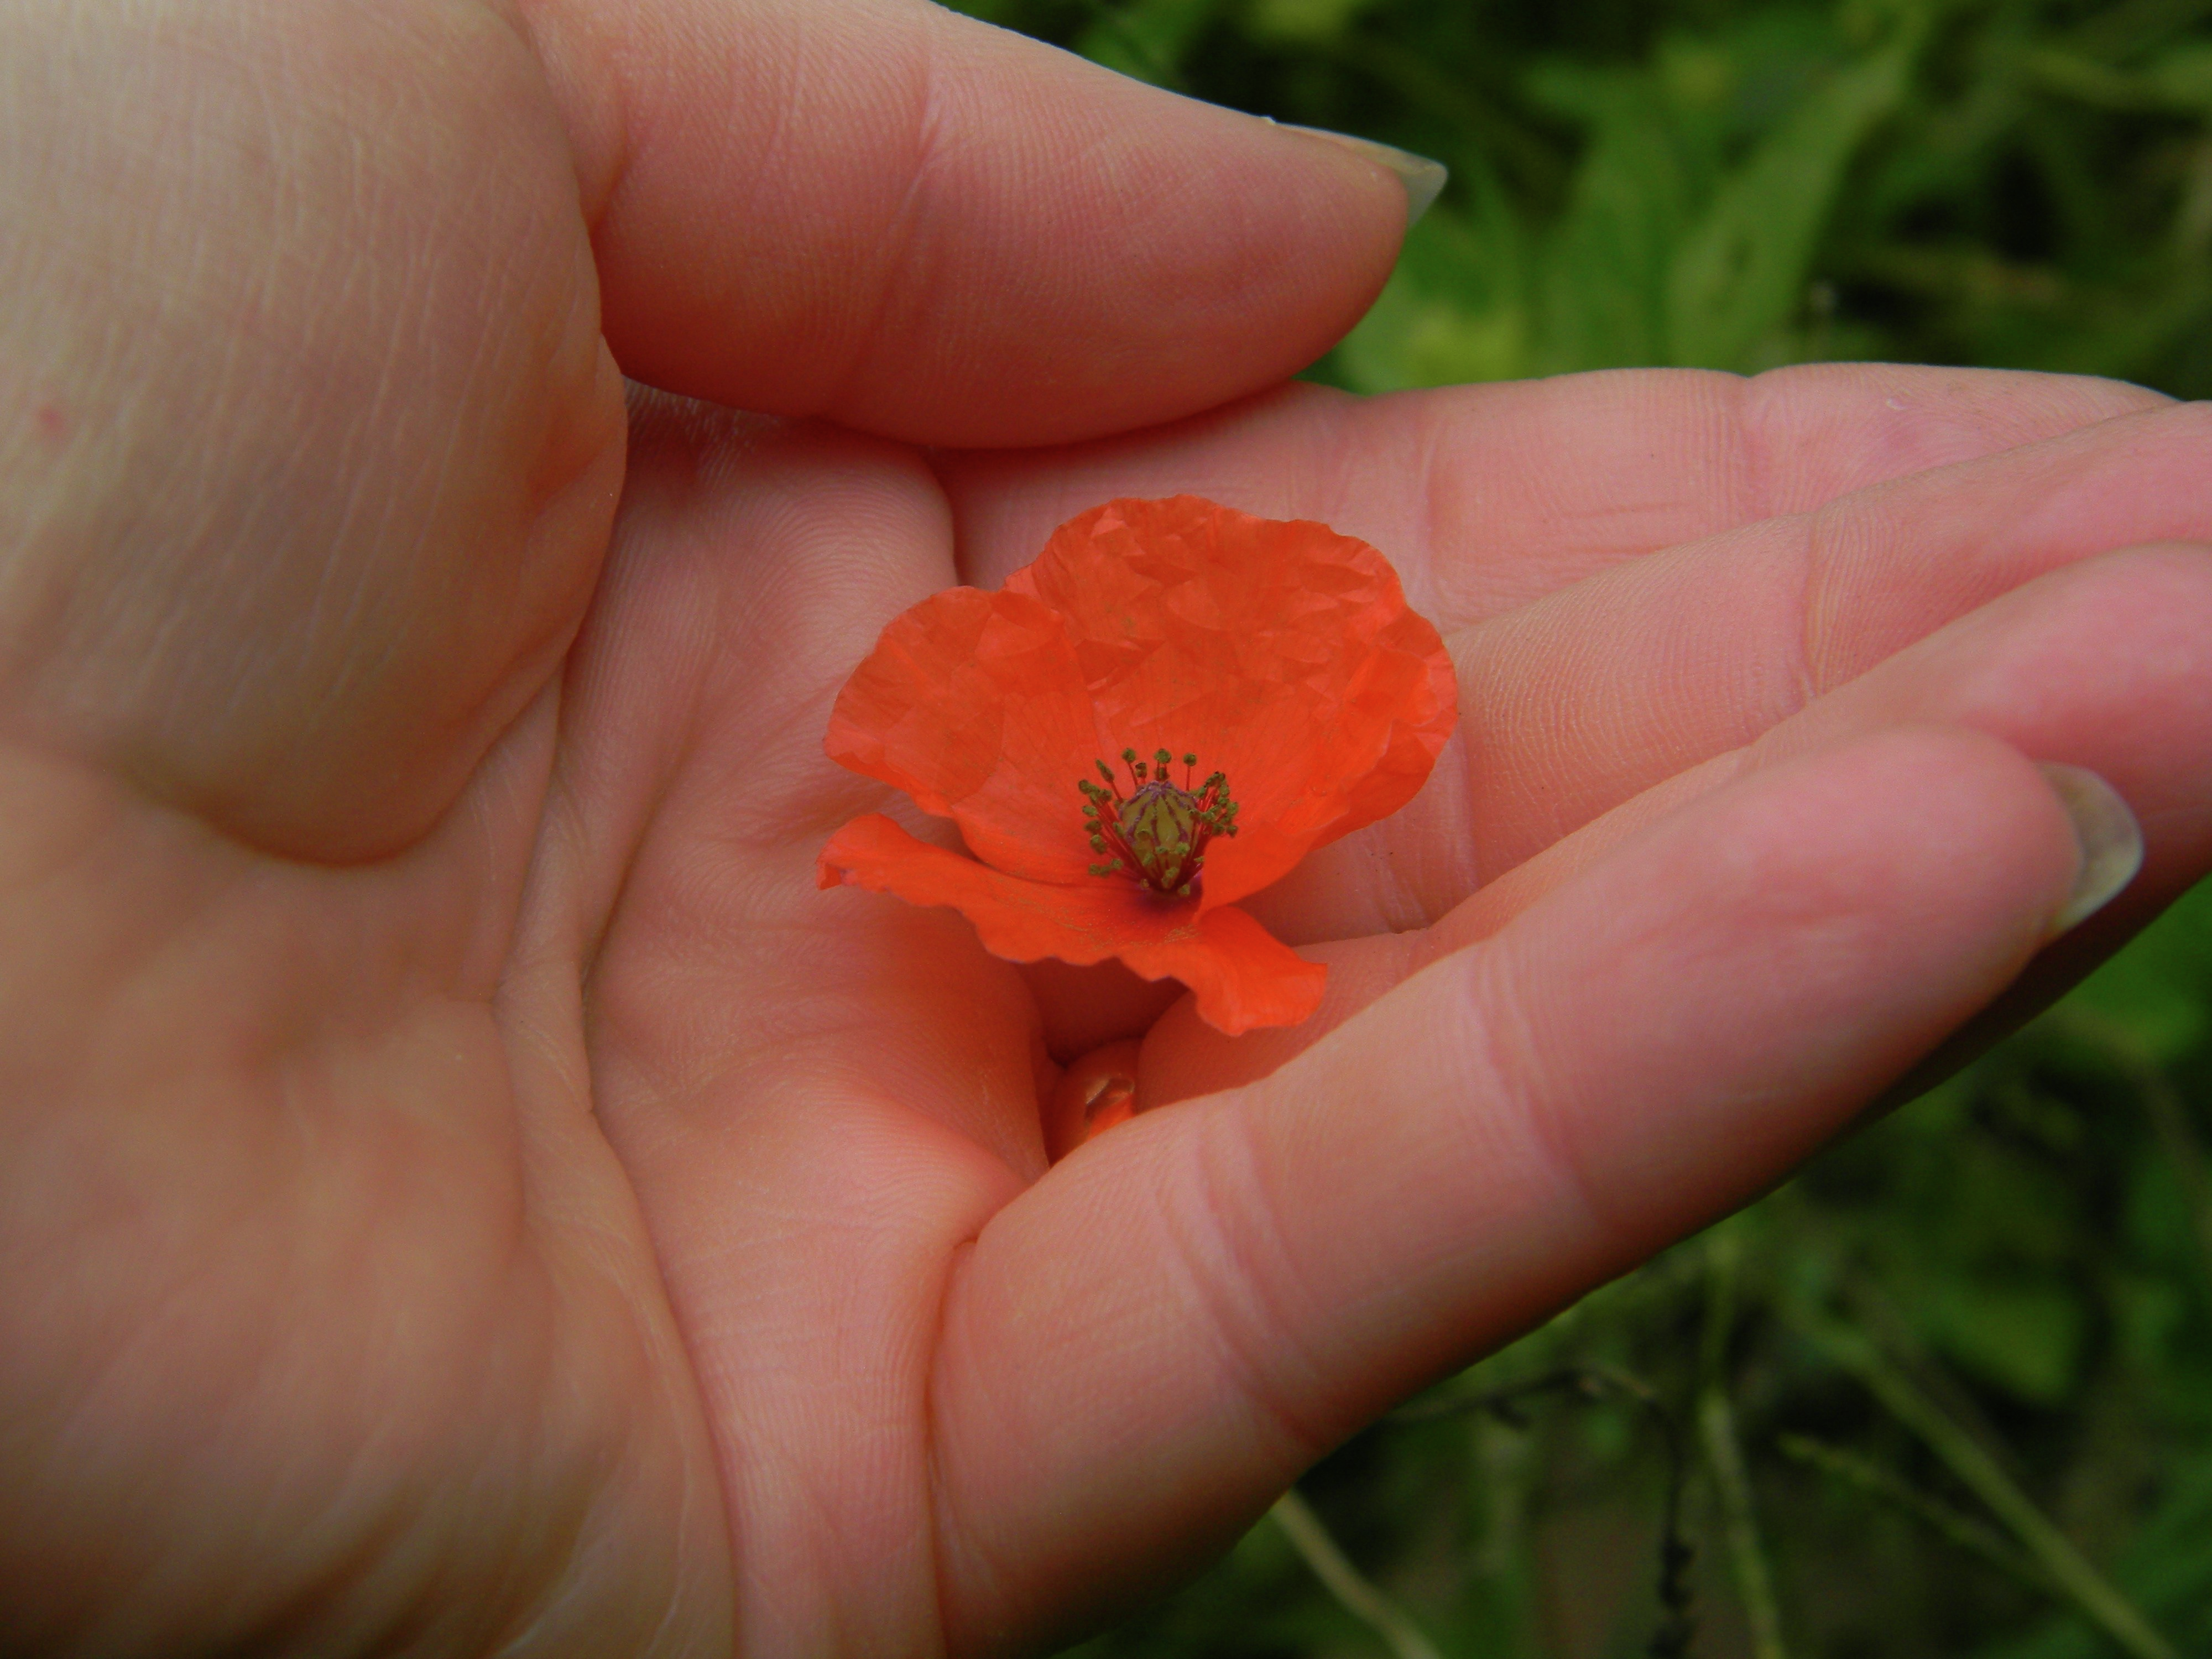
1076, 749, 1239, 898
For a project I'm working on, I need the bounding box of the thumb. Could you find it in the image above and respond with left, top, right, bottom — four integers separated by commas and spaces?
520, 0, 1420, 445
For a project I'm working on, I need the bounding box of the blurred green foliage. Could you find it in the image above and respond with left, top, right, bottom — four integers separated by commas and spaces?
955, 0, 2212, 397
942, 0, 2212, 1651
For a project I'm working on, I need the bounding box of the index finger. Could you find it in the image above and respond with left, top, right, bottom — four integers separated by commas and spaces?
928, 726, 2088, 1646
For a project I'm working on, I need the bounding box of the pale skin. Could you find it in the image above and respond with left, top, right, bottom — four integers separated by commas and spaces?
4, 0, 2211, 1655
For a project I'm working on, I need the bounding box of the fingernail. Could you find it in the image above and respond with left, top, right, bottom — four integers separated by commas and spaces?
1273, 122, 1449, 227
2039, 763, 2143, 934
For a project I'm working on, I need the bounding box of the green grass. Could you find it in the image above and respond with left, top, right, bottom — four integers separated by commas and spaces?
942, 0, 2212, 1650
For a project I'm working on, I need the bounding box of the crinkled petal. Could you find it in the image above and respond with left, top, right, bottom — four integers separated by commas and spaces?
1006, 495, 1457, 905
818, 814, 1325, 1035
825, 588, 1104, 884
1115, 904, 1327, 1036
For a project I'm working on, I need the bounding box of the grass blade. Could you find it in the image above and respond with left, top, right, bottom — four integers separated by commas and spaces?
1700, 1386, 1788, 1659
1803, 1316, 2178, 1659
1270, 1489, 1447, 1659
1776, 1432, 2052, 1594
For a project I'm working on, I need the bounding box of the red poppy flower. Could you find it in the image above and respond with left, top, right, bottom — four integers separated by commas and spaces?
816, 495, 1458, 1036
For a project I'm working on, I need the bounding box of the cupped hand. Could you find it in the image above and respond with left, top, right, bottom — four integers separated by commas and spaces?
6, 2, 2210, 1657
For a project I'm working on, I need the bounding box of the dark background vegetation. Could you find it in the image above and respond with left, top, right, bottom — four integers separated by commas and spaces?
947, 0, 2212, 1651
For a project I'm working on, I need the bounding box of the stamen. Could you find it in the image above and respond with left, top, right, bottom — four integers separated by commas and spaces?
1074, 747, 1241, 899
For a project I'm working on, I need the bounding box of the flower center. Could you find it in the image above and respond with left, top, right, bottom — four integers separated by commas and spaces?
1079, 749, 1240, 898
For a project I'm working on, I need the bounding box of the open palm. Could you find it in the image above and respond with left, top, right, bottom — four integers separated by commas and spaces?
7, 2, 2210, 1657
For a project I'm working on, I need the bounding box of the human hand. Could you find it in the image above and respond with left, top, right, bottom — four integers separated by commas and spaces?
6, 2, 2210, 1657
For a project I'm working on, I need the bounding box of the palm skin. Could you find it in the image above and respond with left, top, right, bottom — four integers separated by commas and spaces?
5, 3, 2211, 1658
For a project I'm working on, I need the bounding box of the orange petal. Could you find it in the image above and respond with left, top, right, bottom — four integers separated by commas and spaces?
1117, 903, 1328, 1036
819, 815, 1326, 1035
825, 588, 1104, 884
1044, 1038, 1144, 1161
1007, 496, 1457, 905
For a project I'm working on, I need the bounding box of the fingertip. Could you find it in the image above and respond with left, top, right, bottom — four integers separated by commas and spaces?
1277, 125, 1448, 226
1442, 726, 2085, 1229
